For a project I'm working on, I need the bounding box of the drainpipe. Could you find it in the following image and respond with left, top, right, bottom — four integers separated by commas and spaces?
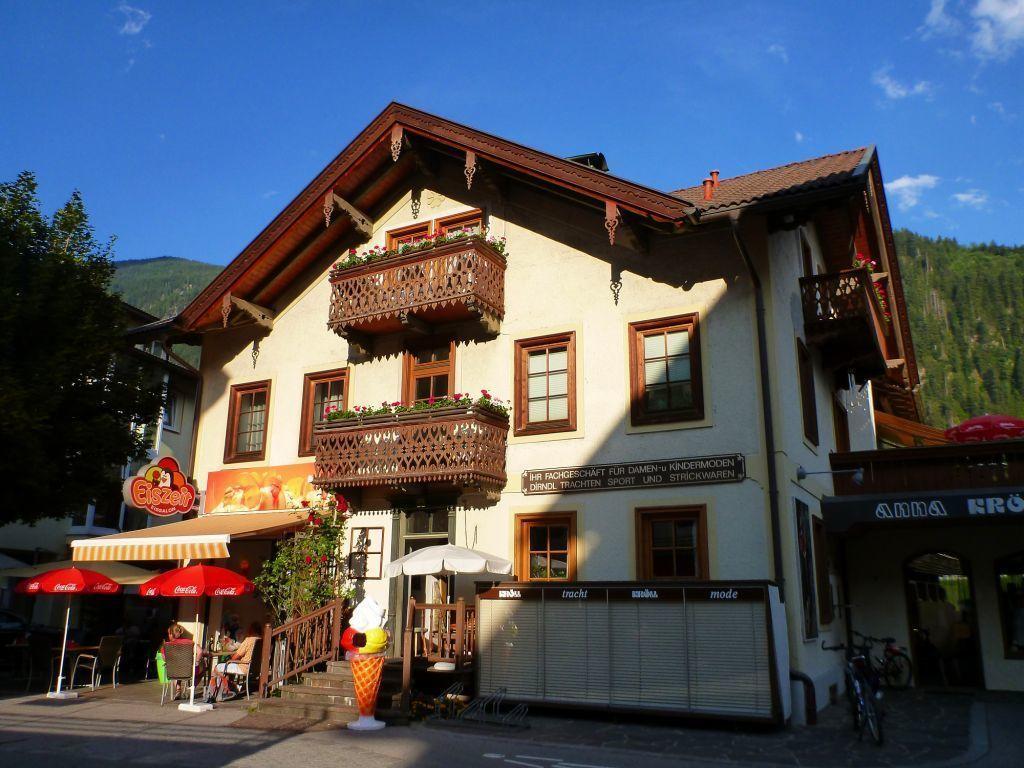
729, 213, 785, 595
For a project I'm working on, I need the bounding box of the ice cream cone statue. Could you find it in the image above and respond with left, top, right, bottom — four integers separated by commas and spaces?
342, 597, 390, 731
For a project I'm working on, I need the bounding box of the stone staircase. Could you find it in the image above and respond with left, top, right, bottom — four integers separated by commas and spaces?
257, 658, 406, 725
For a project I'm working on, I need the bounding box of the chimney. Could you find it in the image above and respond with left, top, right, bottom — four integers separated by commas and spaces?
710, 169, 720, 188
702, 177, 714, 200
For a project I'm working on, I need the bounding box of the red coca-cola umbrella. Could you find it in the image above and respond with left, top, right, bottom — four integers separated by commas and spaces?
15, 567, 122, 699
139, 564, 253, 711
945, 414, 1024, 443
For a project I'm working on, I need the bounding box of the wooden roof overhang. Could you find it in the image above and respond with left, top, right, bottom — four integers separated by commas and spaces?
178, 103, 698, 333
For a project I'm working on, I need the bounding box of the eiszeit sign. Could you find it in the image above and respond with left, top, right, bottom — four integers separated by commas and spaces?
122, 456, 197, 518
521, 454, 745, 495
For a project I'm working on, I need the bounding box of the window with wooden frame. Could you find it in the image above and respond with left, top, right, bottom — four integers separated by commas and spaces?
514, 332, 576, 436
386, 222, 431, 250
516, 512, 576, 582
224, 380, 271, 463
831, 393, 851, 453
403, 343, 455, 403
812, 516, 834, 625
628, 314, 703, 426
348, 527, 384, 580
636, 507, 708, 580
436, 209, 483, 237
797, 340, 819, 446
298, 368, 349, 456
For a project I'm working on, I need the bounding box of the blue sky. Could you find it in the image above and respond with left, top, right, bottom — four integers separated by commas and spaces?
2, 1, 1023, 265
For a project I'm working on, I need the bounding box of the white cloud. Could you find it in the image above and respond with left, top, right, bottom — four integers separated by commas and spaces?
972, 0, 1024, 59
767, 44, 788, 63
872, 67, 933, 99
794, 130, 804, 143
117, 3, 151, 35
921, 0, 960, 36
989, 100, 1007, 114
971, 114, 978, 124
952, 188, 990, 207
886, 174, 940, 210
261, 190, 279, 200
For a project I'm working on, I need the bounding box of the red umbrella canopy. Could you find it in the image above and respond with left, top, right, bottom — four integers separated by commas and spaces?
139, 564, 254, 598
945, 414, 1024, 443
15, 567, 122, 595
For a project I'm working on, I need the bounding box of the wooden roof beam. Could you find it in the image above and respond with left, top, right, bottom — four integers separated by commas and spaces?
323, 191, 373, 238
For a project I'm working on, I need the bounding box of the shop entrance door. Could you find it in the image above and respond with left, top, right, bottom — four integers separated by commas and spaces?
904, 552, 984, 687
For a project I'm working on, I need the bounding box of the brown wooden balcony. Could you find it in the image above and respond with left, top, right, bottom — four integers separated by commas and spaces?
327, 238, 505, 348
829, 439, 1024, 496
799, 268, 893, 382
312, 406, 509, 496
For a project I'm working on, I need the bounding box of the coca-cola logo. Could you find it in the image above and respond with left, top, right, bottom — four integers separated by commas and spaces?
212, 587, 237, 596
92, 583, 118, 593
52, 583, 77, 592
173, 585, 199, 596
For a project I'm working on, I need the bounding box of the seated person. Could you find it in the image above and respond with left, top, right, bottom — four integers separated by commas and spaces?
206, 623, 260, 703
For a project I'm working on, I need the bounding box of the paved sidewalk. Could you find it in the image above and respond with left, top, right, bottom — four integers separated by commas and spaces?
0, 685, 1021, 768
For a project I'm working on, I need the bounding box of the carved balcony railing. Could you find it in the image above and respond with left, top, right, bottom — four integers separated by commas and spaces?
312, 406, 509, 496
830, 439, 1024, 496
327, 238, 505, 348
799, 268, 894, 382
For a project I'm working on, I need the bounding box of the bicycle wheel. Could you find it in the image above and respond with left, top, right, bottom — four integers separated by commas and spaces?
883, 652, 913, 689
862, 695, 884, 745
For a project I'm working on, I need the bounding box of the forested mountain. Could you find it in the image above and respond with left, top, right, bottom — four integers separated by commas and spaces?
110, 235, 1024, 429
112, 256, 221, 319
894, 229, 1024, 428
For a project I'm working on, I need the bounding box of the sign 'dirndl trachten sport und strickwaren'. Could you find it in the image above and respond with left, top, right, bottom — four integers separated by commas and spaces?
521, 454, 745, 495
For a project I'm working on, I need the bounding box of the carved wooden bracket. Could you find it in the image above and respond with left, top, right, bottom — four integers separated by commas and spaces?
390, 125, 404, 162
604, 201, 620, 245
399, 311, 431, 335
221, 293, 275, 330
323, 191, 373, 239
464, 150, 477, 190
334, 326, 372, 358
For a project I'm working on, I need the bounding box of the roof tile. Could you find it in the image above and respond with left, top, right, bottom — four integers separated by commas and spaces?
672, 148, 868, 212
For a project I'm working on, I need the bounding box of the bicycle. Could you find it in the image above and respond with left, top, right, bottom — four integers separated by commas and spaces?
823, 640, 885, 745
853, 630, 913, 690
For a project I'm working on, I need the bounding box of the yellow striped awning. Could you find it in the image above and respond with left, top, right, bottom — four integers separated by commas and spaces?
70, 510, 306, 562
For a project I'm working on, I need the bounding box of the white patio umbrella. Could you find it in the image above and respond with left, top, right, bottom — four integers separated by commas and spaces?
385, 544, 512, 577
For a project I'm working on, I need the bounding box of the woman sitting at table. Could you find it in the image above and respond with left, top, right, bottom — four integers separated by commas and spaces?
161, 623, 194, 698
205, 622, 260, 703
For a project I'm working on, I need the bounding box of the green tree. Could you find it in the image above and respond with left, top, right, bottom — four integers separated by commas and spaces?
0, 172, 163, 526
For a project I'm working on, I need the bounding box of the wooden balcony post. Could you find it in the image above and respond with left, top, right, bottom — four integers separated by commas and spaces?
454, 597, 466, 669
257, 622, 272, 698
330, 598, 343, 661
401, 597, 415, 713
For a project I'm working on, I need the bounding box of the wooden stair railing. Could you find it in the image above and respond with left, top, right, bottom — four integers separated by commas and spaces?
400, 596, 475, 711
257, 598, 344, 698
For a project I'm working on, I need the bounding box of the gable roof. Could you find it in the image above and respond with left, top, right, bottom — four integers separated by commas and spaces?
672, 148, 870, 213
177, 103, 698, 332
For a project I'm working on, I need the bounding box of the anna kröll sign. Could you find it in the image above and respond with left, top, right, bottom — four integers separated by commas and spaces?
123, 456, 197, 518
822, 486, 1024, 533
521, 454, 745, 495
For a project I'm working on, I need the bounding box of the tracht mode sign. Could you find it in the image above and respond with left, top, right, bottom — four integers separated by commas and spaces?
521, 454, 745, 495
123, 456, 197, 518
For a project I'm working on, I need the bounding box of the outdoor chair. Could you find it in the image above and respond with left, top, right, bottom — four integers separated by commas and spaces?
25, 633, 54, 693
223, 638, 259, 700
71, 635, 122, 690
160, 642, 195, 705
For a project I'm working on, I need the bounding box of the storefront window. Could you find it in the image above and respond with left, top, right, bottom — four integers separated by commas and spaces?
996, 552, 1024, 659
405, 509, 449, 535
